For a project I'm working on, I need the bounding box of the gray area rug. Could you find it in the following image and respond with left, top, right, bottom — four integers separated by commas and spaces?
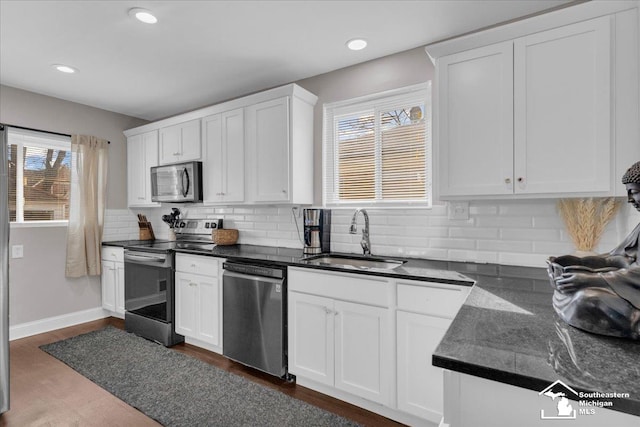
40, 326, 359, 427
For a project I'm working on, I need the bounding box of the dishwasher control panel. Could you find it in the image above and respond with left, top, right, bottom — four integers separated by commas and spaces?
223, 262, 285, 279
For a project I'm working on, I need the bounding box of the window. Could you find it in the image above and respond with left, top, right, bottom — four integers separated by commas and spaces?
323, 83, 431, 207
7, 128, 72, 223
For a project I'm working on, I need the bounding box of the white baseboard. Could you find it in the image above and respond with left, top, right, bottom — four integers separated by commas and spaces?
9, 307, 109, 341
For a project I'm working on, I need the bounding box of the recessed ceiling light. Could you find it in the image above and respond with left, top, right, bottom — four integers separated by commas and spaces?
129, 7, 158, 24
52, 64, 78, 74
346, 38, 367, 51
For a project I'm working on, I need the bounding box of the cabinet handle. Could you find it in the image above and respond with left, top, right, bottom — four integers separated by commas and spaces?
324, 307, 331, 314
173, 152, 181, 156
189, 282, 197, 287
517, 177, 524, 183
138, 197, 145, 200
191, 263, 197, 267
504, 178, 511, 184
282, 189, 287, 193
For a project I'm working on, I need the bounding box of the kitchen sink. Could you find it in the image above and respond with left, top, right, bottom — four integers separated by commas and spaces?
301, 254, 406, 271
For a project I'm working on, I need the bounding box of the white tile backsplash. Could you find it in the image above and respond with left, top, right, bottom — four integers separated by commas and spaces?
102, 199, 640, 268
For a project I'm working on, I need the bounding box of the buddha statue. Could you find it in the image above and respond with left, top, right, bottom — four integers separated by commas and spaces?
547, 161, 640, 339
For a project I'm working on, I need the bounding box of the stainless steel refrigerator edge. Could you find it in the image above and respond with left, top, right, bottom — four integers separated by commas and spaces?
0, 125, 10, 413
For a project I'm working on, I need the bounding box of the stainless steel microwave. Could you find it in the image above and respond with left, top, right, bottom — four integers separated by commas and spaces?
151, 161, 203, 203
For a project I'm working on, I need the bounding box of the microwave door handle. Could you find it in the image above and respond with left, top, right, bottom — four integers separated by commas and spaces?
180, 167, 190, 197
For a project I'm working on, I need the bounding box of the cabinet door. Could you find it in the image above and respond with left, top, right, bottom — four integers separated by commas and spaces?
288, 292, 334, 386
100, 260, 116, 312
159, 119, 201, 164
221, 108, 245, 203
202, 114, 224, 201
197, 273, 220, 346
159, 124, 181, 164
438, 41, 514, 197
334, 300, 390, 405
247, 97, 290, 202
115, 262, 125, 315
175, 272, 197, 338
397, 311, 450, 423
127, 131, 158, 207
203, 109, 244, 204
514, 16, 611, 194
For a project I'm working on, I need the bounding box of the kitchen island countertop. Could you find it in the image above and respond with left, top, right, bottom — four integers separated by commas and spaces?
433, 266, 640, 417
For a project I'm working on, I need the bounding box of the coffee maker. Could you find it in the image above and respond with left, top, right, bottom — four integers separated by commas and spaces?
303, 209, 331, 255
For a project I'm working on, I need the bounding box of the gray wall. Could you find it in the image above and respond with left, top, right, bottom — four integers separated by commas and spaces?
0, 85, 147, 326
295, 47, 434, 205
0, 85, 147, 209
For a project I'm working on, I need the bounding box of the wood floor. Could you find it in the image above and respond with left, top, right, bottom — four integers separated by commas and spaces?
1, 318, 404, 426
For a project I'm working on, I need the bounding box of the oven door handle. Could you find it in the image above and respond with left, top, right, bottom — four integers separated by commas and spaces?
124, 252, 168, 264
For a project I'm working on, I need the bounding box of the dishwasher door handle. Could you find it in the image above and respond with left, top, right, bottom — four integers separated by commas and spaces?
223, 269, 284, 285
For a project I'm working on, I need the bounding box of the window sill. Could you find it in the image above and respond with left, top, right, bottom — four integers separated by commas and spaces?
324, 203, 432, 210
10, 221, 68, 229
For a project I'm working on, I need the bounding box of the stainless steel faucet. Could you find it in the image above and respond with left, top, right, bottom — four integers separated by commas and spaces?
349, 208, 371, 256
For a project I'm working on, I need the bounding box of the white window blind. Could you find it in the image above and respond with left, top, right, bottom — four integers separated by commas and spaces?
7, 128, 72, 222
323, 83, 431, 207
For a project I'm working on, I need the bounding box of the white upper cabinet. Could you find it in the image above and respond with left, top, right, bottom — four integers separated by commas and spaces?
246, 93, 315, 204
429, 3, 640, 199
513, 17, 611, 194
159, 119, 201, 165
202, 108, 245, 204
124, 84, 317, 206
246, 97, 291, 203
127, 130, 159, 207
437, 41, 514, 197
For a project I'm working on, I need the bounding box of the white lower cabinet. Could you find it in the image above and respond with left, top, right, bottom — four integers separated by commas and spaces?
288, 268, 391, 406
288, 292, 334, 386
101, 247, 125, 317
396, 281, 470, 424
334, 299, 390, 404
397, 311, 450, 422
288, 267, 470, 426
174, 254, 223, 352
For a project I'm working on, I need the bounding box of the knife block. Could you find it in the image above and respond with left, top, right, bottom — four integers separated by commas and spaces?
139, 221, 155, 240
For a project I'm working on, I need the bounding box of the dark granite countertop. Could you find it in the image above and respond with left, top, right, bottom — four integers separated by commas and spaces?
102, 241, 474, 286
170, 244, 473, 286
433, 266, 640, 417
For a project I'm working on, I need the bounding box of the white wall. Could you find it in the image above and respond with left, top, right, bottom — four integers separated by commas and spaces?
0, 85, 147, 326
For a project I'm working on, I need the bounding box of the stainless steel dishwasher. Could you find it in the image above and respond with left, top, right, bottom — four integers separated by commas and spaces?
222, 261, 288, 378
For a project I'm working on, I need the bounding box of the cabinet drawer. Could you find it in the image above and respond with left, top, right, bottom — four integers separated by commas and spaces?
289, 267, 389, 307
397, 282, 469, 318
101, 247, 124, 263
176, 254, 219, 276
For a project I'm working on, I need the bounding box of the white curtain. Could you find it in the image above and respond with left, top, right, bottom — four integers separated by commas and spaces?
65, 135, 109, 278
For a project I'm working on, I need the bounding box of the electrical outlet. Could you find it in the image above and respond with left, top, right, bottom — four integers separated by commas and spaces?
11, 245, 24, 259
448, 201, 470, 220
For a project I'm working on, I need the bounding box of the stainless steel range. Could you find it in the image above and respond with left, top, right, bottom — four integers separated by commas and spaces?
124, 218, 222, 346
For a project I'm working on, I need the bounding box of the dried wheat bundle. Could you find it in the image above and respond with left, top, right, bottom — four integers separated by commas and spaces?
557, 197, 622, 252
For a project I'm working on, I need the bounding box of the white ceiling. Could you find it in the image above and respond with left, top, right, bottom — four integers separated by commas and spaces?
0, 0, 574, 121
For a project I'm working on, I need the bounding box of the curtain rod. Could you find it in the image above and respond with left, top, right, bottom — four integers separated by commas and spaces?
0, 123, 110, 144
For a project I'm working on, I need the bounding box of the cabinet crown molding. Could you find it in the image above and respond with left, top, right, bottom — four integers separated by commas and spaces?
124, 83, 318, 137
425, 0, 638, 60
